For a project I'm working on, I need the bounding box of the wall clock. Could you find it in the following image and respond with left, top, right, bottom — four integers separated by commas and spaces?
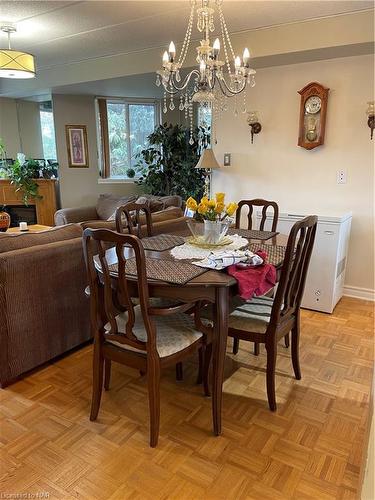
298, 82, 329, 150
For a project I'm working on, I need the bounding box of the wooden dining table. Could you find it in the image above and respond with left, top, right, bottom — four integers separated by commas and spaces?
96, 230, 288, 437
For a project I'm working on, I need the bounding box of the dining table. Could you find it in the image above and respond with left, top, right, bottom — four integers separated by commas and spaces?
95, 228, 288, 437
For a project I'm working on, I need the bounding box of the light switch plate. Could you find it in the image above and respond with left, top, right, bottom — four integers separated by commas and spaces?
337, 169, 347, 184
223, 153, 231, 166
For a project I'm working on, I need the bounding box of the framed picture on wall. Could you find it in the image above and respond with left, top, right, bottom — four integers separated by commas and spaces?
65, 125, 89, 168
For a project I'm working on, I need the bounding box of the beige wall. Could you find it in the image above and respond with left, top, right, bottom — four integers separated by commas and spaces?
52, 94, 141, 208
0, 98, 21, 157
212, 54, 374, 293
0, 98, 43, 158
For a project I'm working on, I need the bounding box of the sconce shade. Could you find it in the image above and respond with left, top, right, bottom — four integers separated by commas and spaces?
0, 49, 36, 79
195, 148, 221, 170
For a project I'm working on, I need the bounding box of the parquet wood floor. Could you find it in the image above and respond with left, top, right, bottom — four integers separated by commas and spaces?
0, 297, 373, 499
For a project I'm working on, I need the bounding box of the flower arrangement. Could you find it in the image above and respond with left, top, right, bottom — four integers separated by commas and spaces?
186, 193, 238, 221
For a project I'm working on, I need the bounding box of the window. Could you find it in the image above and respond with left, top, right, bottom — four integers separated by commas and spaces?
97, 98, 158, 179
198, 105, 212, 133
40, 102, 57, 160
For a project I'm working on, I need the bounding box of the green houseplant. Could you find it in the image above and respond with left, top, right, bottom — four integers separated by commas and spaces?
134, 123, 209, 200
6, 155, 42, 205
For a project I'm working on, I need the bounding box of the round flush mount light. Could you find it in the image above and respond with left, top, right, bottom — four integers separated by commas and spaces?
0, 24, 36, 79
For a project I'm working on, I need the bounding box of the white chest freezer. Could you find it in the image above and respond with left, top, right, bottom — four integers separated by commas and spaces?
256, 211, 352, 313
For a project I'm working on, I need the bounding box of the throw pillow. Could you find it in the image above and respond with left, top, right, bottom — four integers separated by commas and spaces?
96, 194, 137, 220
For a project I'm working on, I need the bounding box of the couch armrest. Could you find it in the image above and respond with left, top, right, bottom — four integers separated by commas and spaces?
54, 206, 98, 225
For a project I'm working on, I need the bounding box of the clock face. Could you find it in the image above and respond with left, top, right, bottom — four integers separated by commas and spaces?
305, 95, 322, 114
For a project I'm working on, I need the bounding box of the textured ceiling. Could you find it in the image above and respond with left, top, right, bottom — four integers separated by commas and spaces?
0, 1, 373, 70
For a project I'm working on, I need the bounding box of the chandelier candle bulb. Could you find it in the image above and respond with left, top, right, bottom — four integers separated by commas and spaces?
168, 41, 176, 62
243, 48, 250, 66
235, 56, 241, 71
213, 38, 220, 58
162, 51, 169, 66
200, 60, 206, 77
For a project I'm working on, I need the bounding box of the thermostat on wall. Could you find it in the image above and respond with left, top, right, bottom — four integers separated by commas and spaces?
223, 153, 231, 166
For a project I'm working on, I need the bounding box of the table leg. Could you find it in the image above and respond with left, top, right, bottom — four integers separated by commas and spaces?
212, 286, 229, 436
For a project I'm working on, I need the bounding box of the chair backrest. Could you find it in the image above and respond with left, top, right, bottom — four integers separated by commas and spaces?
235, 199, 279, 232
270, 215, 318, 332
115, 202, 152, 238
82, 228, 194, 358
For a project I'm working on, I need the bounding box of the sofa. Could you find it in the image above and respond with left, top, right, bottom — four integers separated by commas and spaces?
1, 196, 189, 386
54, 193, 187, 234
0, 224, 91, 386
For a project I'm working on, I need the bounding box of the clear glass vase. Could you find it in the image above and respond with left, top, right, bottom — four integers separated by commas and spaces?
186, 219, 229, 245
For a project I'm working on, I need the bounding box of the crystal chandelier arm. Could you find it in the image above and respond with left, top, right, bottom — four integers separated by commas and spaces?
216, 75, 247, 96
165, 69, 201, 93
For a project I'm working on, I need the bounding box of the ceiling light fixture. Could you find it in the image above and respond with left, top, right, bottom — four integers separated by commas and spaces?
0, 24, 36, 79
156, 0, 256, 143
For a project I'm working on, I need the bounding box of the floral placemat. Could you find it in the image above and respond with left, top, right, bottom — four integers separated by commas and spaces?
109, 257, 208, 285
248, 243, 286, 267
141, 234, 185, 252
228, 228, 278, 240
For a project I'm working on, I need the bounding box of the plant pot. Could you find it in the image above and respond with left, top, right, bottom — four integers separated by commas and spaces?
0, 211, 10, 232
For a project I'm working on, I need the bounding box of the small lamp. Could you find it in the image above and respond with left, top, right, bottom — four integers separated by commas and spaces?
247, 111, 262, 144
366, 101, 374, 140
195, 148, 221, 197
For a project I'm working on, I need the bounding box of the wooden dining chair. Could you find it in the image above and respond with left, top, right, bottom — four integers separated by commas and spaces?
234, 198, 279, 355
225, 215, 317, 411
235, 198, 279, 232
83, 228, 212, 447
115, 202, 153, 237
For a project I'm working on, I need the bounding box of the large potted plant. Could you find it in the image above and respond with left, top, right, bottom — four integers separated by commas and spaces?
133, 123, 208, 200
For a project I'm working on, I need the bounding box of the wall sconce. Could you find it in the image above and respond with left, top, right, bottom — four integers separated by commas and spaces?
366, 101, 374, 140
247, 111, 262, 144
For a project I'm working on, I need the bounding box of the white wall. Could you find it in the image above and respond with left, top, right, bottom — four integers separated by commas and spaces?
52, 94, 141, 208
212, 54, 374, 293
0, 98, 43, 158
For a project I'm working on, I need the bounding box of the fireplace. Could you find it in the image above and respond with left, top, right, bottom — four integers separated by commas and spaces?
0, 179, 57, 226
6, 205, 37, 227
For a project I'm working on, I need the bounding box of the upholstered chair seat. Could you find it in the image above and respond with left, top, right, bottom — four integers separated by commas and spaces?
105, 306, 206, 358
228, 296, 273, 334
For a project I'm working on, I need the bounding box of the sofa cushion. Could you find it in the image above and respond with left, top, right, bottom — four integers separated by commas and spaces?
141, 194, 182, 210
0, 224, 83, 254
149, 206, 183, 224
96, 194, 137, 220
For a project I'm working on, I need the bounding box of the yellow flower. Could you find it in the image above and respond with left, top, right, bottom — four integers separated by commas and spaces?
215, 202, 225, 214
186, 196, 198, 211
208, 199, 216, 208
198, 202, 208, 215
200, 196, 209, 206
226, 202, 238, 217
215, 192, 225, 204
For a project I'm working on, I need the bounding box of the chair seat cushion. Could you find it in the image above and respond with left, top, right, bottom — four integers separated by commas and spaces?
229, 296, 274, 334
105, 305, 204, 358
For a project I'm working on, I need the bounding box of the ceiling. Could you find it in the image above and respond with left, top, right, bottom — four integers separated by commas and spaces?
0, 1, 373, 70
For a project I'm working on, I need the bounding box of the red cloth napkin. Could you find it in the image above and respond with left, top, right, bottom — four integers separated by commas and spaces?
227, 251, 276, 300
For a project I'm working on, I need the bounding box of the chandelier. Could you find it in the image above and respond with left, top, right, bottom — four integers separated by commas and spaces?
0, 24, 36, 79
156, 0, 256, 143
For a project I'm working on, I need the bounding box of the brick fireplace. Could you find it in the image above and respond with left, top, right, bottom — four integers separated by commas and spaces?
0, 179, 58, 226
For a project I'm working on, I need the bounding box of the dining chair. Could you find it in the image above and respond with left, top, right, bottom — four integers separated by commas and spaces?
115, 202, 153, 237
234, 198, 279, 355
235, 198, 279, 232
224, 215, 317, 411
83, 228, 212, 447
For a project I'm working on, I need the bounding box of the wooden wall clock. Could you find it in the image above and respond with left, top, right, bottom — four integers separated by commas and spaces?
298, 82, 329, 150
